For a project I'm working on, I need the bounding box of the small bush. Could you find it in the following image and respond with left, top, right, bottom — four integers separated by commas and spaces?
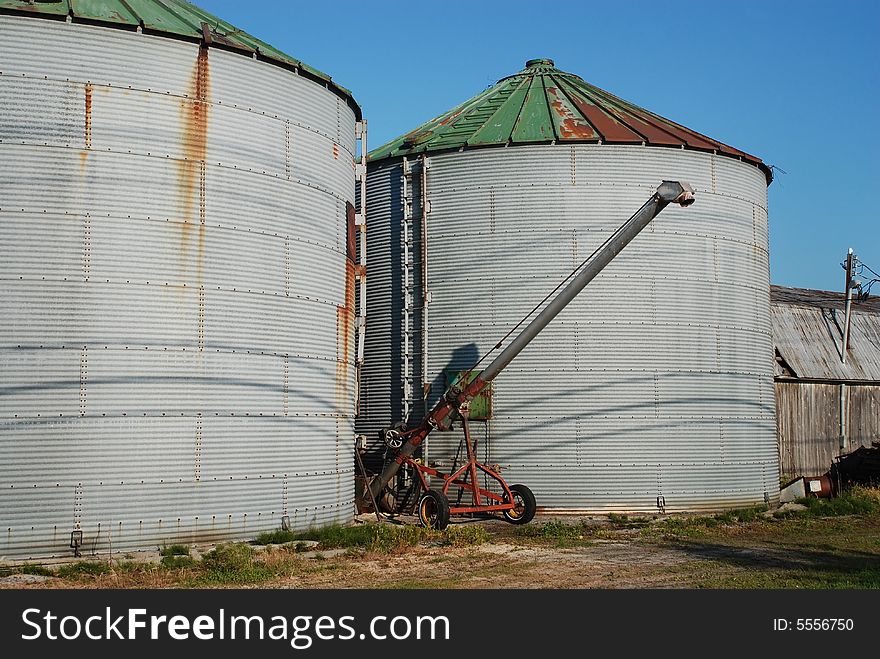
441, 525, 489, 547
159, 544, 191, 557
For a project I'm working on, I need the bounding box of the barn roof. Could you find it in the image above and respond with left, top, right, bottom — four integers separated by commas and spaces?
771, 285, 880, 383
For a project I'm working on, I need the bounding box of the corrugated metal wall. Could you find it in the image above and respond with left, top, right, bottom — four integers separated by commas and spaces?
364, 144, 778, 513
776, 382, 880, 478
356, 159, 426, 471
0, 16, 357, 559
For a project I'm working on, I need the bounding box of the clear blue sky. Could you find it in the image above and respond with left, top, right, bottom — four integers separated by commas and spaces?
199, 0, 879, 294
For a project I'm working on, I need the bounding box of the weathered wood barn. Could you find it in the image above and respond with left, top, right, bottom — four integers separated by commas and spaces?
772, 285, 880, 479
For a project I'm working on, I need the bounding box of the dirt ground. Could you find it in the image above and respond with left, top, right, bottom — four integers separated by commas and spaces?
263, 513, 880, 589
4, 508, 879, 589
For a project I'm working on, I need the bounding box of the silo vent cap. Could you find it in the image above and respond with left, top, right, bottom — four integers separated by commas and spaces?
525, 58, 555, 68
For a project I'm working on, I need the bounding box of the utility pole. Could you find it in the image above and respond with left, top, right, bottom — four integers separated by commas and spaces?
841, 248, 855, 364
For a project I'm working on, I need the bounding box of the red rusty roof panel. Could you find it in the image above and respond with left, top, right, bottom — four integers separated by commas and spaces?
370, 58, 771, 183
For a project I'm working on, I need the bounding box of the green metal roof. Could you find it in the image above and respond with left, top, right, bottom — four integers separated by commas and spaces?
370, 58, 769, 182
0, 0, 360, 118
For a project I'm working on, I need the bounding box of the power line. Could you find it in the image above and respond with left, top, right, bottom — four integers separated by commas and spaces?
857, 261, 879, 279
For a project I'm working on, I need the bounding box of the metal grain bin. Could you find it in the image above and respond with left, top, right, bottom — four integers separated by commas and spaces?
0, 1, 363, 559
360, 59, 777, 513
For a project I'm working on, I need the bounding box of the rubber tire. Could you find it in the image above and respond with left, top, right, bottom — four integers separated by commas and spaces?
417, 489, 451, 530
503, 484, 537, 525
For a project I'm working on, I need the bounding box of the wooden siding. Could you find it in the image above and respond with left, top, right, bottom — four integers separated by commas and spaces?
776, 382, 880, 478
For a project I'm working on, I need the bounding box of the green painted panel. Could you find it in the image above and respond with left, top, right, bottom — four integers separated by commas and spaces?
445, 369, 492, 421
466, 78, 528, 146
70, 0, 155, 27
0, 0, 70, 15
511, 75, 555, 143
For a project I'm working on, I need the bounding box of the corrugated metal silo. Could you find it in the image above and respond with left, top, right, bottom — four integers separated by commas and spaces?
360, 59, 778, 513
0, 0, 363, 559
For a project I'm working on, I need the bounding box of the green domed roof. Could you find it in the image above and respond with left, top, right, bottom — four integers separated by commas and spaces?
370, 58, 769, 182
0, 0, 360, 118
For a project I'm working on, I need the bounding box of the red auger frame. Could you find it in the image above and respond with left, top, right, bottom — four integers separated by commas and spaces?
359, 182, 695, 530
385, 403, 535, 530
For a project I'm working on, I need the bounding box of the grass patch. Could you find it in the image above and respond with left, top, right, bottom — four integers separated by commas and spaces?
160, 555, 196, 569
112, 560, 150, 573
291, 524, 424, 551
518, 519, 585, 539
254, 529, 298, 545
607, 513, 653, 529
195, 543, 278, 585
17, 564, 55, 577
647, 505, 771, 539
776, 486, 880, 519
45, 524, 486, 587
158, 544, 195, 569
712, 567, 880, 589
649, 489, 878, 539
287, 523, 487, 553
714, 506, 768, 524
515, 520, 596, 547
645, 490, 880, 587
441, 525, 489, 547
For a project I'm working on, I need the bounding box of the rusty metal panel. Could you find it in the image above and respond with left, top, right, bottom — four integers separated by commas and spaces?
0, 15, 356, 559
363, 142, 777, 513
369, 58, 770, 183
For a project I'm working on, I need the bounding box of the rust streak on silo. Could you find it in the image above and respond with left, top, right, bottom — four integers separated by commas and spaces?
84, 83, 93, 149
177, 45, 210, 274
80, 83, 93, 169
336, 203, 358, 406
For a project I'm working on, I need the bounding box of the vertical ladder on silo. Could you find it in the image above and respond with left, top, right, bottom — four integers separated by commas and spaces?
401, 157, 415, 422
354, 120, 367, 414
